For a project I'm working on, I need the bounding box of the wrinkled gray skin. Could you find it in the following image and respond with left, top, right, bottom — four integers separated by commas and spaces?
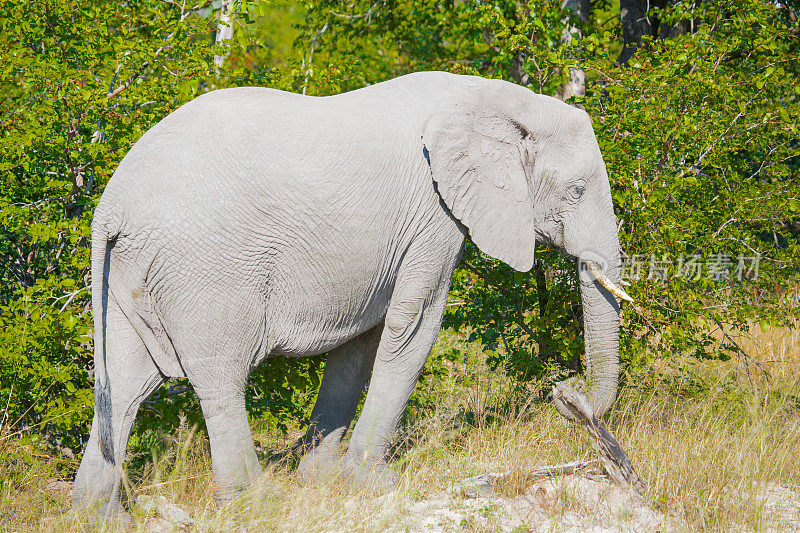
73, 71, 623, 519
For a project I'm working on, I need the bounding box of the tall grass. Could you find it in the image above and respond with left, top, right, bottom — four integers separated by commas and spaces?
1, 325, 798, 531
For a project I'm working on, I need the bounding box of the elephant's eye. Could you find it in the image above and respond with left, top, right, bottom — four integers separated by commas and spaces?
570, 185, 586, 199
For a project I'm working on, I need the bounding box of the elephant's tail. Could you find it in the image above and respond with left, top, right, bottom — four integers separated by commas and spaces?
91, 217, 118, 463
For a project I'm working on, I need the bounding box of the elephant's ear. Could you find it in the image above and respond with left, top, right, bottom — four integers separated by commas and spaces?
423, 95, 537, 272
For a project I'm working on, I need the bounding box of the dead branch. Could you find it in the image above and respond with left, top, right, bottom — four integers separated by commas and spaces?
450, 460, 596, 498
713, 319, 772, 383
302, 22, 330, 95
552, 382, 645, 498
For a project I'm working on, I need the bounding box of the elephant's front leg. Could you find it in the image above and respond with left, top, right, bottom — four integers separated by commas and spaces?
343, 280, 448, 490
296, 324, 381, 479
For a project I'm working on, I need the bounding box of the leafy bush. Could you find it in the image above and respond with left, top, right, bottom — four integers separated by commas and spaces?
581, 0, 800, 369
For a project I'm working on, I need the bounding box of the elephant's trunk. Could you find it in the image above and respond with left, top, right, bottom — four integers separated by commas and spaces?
561, 219, 624, 418
578, 258, 621, 416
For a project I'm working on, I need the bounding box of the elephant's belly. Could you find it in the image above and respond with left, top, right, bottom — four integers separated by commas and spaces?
133, 214, 401, 365
268, 315, 381, 358
253, 237, 399, 359
263, 279, 392, 359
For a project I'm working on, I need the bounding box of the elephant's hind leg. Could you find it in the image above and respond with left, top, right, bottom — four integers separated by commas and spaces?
296, 324, 382, 479
191, 386, 261, 503
72, 298, 164, 521
173, 310, 264, 503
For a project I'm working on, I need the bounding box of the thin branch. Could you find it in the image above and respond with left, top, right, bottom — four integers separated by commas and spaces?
714, 319, 772, 383
677, 111, 743, 179
107, 2, 191, 99
329, 1, 381, 22
143, 385, 192, 406
302, 22, 329, 95
107, 56, 154, 99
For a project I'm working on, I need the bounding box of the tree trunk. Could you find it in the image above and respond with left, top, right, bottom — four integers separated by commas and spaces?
214, 0, 234, 70
619, 0, 654, 64
619, 0, 698, 63
557, 0, 590, 101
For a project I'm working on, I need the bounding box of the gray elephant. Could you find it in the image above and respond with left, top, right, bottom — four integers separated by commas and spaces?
72, 71, 632, 519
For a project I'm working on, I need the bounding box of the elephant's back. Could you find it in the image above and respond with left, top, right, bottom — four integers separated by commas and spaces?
101, 72, 479, 213
103, 84, 417, 220
104, 71, 484, 195
104, 87, 310, 200
96, 82, 420, 278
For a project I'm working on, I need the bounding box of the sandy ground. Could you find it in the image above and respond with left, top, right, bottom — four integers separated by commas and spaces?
120, 474, 800, 532
409, 475, 666, 532
406, 477, 800, 532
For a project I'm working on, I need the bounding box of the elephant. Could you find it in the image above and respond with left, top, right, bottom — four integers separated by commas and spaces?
72, 71, 632, 520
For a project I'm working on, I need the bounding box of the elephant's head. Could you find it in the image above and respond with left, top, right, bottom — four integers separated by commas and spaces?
422, 79, 632, 417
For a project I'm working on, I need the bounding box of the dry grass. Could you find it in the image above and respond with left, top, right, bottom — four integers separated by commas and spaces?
616, 323, 800, 530
1, 325, 799, 531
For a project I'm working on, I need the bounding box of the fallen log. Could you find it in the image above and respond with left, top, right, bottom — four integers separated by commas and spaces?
449, 460, 596, 497
552, 381, 645, 498
451, 382, 645, 499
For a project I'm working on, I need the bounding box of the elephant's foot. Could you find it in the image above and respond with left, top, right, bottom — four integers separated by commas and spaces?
339, 456, 398, 494
213, 481, 256, 508
296, 448, 340, 483
71, 504, 132, 531
297, 447, 399, 493
105, 509, 134, 531
208, 484, 282, 519
71, 487, 131, 530
213, 477, 284, 512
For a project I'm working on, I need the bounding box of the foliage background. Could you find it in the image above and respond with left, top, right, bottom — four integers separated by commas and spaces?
0, 0, 798, 459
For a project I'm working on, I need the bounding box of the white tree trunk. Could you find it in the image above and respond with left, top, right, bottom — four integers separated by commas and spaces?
557, 0, 589, 102
214, 0, 233, 69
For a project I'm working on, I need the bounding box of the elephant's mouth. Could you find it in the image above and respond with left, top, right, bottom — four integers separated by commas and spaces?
581, 260, 634, 303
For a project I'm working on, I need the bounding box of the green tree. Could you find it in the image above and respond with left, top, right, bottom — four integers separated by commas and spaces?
0, 0, 218, 453
0, 0, 328, 455
582, 0, 800, 366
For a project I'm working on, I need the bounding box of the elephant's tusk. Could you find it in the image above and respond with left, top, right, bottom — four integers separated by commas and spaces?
620, 280, 631, 287
584, 261, 635, 303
